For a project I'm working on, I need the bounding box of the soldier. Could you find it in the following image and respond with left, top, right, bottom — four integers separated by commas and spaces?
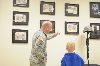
29, 20, 60, 66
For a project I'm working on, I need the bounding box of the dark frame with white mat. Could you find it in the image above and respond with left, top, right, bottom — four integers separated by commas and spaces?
12, 29, 28, 43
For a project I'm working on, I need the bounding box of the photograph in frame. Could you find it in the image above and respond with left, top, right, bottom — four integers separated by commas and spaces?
12, 29, 28, 43
13, 11, 29, 25
90, 23, 100, 39
40, 1, 55, 15
13, 0, 29, 7
65, 3, 79, 16
65, 22, 79, 34
90, 2, 100, 18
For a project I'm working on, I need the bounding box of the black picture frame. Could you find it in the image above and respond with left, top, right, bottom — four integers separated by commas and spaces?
65, 3, 79, 16
12, 29, 28, 43
90, 23, 100, 39
13, 11, 29, 25
65, 22, 79, 34
90, 2, 100, 18
40, 20, 55, 33
13, 0, 29, 7
40, 1, 55, 15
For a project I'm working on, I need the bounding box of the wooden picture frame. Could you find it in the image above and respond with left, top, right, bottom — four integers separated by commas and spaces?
65, 22, 79, 34
65, 3, 79, 16
13, 0, 29, 7
40, 1, 55, 15
90, 2, 100, 18
12, 29, 28, 43
90, 23, 100, 39
13, 11, 29, 25
40, 20, 55, 33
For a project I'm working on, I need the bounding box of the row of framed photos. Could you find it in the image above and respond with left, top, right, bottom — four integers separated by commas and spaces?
12, 22, 100, 43
13, 0, 100, 18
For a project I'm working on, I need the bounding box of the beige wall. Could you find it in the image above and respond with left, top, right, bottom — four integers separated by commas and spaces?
0, 0, 100, 66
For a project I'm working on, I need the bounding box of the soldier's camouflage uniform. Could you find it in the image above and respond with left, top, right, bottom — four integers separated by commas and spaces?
29, 30, 57, 66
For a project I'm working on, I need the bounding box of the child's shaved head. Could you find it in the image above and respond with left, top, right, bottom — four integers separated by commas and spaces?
66, 42, 75, 52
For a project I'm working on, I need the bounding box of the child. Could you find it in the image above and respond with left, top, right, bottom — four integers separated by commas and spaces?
61, 42, 84, 66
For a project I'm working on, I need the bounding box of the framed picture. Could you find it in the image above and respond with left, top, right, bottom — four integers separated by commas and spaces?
65, 3, 79, 16
12, 29, 28, 43
13, 11, 29, 25
65, 22, 79, 34
90, 23, 100, 39
90, 2, 100, 18
40, 1, 55, 15
13, 0, 29, 7
40, 20, 55, 33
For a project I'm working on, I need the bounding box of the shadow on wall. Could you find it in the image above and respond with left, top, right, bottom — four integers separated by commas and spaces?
76, 34, 86, 54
